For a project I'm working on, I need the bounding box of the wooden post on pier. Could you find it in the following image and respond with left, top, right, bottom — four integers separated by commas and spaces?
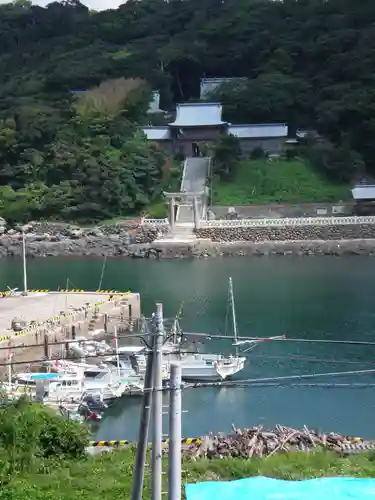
104, 313, 108, 333
71, 325, 76, 340
43, 334, 49, 359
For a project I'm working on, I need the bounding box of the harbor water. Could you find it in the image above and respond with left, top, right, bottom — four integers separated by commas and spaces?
1, 256, 375, 439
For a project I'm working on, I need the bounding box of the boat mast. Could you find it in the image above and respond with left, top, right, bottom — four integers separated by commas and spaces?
22, 231, 28, 295
228, 277, 239, 354
114, 326, 120, 376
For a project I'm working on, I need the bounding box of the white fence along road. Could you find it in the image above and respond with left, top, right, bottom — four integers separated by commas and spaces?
199, 216, 375, 228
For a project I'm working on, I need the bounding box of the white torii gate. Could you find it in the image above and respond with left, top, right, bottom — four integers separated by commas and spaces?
163, 191, 205, 230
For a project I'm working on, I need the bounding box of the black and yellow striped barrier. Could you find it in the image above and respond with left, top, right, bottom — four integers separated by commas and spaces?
90, 440, 131, 447
0, 289, 132, 295
89, 437, 202, 447
164, 437, 201, 445
0, 290, 132, 343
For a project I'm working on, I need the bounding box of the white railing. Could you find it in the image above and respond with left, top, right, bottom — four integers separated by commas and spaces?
141, 218, 169, 227
199, 216, 375, 229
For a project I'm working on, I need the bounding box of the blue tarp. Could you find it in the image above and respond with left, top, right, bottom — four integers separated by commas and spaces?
185, 476, 375, 500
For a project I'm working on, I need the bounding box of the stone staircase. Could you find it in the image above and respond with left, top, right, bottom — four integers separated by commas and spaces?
176, 157, 210, 223
156, 223, 197, 243
154, 156, 211, 243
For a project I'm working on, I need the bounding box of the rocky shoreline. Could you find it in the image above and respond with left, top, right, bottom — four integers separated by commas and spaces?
2, 221, 375, 258
0, 221, 159, 258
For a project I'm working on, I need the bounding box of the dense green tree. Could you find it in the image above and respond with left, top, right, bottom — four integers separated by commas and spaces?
1, 0, 375, 221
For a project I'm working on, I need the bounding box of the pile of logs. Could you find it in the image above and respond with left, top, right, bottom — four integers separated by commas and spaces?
179, 425, 374, 459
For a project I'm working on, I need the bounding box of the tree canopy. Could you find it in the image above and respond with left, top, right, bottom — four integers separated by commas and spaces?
0, 0, 374, 220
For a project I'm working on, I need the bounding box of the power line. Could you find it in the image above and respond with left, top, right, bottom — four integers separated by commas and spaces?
183, 332, 375, 347
176, 351, 374, 365
184, 367, 375, 390
0, 331, 152, 352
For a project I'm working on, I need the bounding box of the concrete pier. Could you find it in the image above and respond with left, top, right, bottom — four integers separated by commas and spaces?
0, 291, 141, 375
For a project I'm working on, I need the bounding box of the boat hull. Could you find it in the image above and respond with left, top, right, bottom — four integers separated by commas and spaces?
180, 358, 246, 382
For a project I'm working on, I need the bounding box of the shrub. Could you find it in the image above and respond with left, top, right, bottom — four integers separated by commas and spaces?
250, 147, 267, 160
0, 399, 89, 481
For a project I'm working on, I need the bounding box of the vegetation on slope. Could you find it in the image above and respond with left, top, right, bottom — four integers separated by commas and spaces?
1, 399, 375, 499
212, 158, 351, 206
5, 438, 375, 499
1, 0, 375, 221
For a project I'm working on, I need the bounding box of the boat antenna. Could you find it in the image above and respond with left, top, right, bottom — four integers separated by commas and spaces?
22, 231, 28, 296
173, 302, 184, 344
114, 326, 120, 376
98, 255, 107, 291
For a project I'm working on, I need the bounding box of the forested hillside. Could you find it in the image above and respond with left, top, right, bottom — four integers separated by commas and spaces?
0, 0, 374, 222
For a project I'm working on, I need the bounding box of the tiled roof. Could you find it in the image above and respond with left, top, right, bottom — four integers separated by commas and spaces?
351, 185, 375, 200
142, 127, 170, 140
169, 103, 227, 127
228, 124, 288, 138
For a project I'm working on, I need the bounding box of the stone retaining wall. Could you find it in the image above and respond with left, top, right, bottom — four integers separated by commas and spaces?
196, 224, 375, 242
0, 222, 164, 257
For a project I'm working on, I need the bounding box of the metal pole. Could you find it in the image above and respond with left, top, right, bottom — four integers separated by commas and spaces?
7, 341, 12, 389
169, 198, 175, 229
8, 355, 13, 388
193, 196, 199, 230
151, 303, 164, 500
114, 326, 120, 376
168, 363, 182, 500
22, 231, 28, 295
131, 325, 155, 500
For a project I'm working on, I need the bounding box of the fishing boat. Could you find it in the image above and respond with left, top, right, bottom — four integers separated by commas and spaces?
160, 278, 283, 381
159, 278, 245, 381
115, 280, 246, 382
68, 336, 112, 358
15, 360, 141, 402
115, 346, 171, 381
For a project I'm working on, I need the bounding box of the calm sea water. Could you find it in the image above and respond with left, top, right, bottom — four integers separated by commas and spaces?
1, 256, 375, 439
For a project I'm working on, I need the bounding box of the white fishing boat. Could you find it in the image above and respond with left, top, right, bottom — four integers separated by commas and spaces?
156, 278, 245, 381
68, 336, 112, 358
160, 277, 282, 381
15, 359, 142, 402
115, 346, 171, 381
163, 351, 245, 381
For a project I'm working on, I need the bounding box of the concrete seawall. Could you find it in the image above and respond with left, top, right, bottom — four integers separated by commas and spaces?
129, 238, 375, 259
0, 292, 141, 376
195, 223, 375, 242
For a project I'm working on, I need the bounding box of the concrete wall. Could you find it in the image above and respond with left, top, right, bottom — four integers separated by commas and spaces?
239, 137, 286, 155
153, 134, 286, 156
210, 202, 354, 219
175, 127, 224, 141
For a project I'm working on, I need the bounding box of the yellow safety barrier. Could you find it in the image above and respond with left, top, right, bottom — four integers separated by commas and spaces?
89, 440, 131, 447
89, 437, 202, 447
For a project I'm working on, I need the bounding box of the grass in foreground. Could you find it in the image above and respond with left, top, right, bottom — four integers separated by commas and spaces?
212, 158, 351, 205
3, 448, 375, 500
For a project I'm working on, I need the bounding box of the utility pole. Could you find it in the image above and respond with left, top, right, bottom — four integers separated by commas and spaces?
131, 321, 155, 500
151, 303, 164, 500
22, 231, 28, 295
168, 363, 182, 500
